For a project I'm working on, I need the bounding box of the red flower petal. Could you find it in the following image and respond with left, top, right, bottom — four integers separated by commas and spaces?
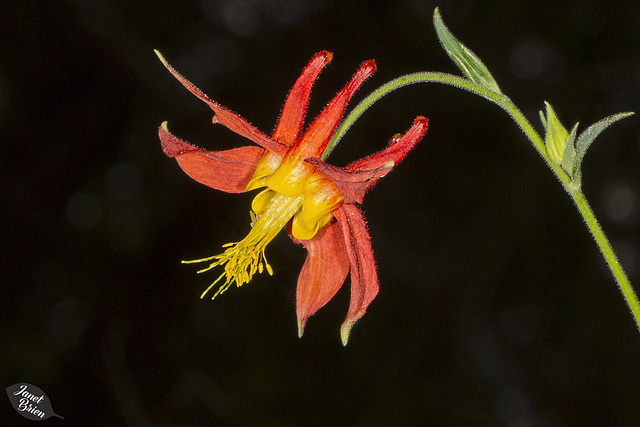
159, 123, 263, 193
347, 116, 428, 170
208, 103, 289, 157
304, 158, 389, 204
334, 204, 379, 346
156, 50, 289, 157
287, 60, 377, 162
291, 219, 350, 338
304, 116, 429, 203
272, 51, 333, 146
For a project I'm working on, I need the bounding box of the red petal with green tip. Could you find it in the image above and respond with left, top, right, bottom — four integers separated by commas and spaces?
156, 50, 289, 157
159, 123, 263, 193
291, 219, 350, 338
334, 204, 379, 346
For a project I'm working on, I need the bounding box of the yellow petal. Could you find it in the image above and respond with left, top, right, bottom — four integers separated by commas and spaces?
246, 151, 282, 191
291, 212, 319, 240
301, 174, 344, 225
251, 188, 275, 214
264, 156, 315, 197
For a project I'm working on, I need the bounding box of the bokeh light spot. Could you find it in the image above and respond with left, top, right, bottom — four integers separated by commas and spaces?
600, 180, 639, 227
509, 38, 564, 82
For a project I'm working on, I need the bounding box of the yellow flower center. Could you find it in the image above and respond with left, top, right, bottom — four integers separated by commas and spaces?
187, 155, 344, 298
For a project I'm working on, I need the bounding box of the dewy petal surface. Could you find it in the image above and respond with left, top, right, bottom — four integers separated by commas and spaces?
159, 122, 263, 193
292, 219, 350, 337
334, 204, 379, 346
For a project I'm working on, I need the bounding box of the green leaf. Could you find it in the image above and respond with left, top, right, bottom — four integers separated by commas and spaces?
433, 8, 502, 94
572, 112, 634, 177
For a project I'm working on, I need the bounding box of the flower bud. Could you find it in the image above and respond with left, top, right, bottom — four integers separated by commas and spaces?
541, 102, 569, 164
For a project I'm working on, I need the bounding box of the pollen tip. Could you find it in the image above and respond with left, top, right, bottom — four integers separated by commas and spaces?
340, 329, 350, 347
154, 50, 171, 69
297, 320, 306, 338
319, 50, 333, 63
340, 319, 356, 346
200, 285, 214, 299
362, 59, 377, 75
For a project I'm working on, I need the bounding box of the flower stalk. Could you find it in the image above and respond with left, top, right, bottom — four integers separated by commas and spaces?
328, 8, 640, 333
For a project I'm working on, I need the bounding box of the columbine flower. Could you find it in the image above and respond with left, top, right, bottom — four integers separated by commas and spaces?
157, 50, 428, 345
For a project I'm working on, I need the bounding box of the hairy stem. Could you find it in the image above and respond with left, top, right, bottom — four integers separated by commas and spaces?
569, 189, 640, 328
327, 72, 640, 332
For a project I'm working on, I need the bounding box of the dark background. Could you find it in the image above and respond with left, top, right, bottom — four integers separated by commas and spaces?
2, 0, 640, 425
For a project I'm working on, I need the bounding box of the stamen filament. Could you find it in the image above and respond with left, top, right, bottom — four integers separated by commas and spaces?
184, 193, 304, 299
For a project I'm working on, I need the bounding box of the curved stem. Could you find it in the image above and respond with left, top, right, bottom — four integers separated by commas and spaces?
328, 71, 640, 332
569, 189, 640, 328
325, 72, 547, 160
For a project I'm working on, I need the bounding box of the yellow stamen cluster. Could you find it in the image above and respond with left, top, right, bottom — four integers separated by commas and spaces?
185, 192, 303, 299
186, 147, 346, 297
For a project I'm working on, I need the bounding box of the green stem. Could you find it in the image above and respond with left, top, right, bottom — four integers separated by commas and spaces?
327, 72, 640, 332
569, 189, 640, 328
325, 72, 544, 160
